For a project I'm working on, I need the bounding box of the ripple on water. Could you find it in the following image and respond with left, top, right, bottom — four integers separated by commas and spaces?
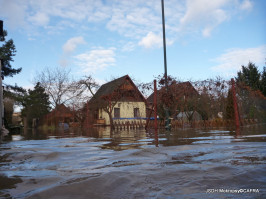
0, 125, 266, 198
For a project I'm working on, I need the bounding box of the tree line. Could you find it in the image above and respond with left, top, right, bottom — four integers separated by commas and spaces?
1, 28, 266, 129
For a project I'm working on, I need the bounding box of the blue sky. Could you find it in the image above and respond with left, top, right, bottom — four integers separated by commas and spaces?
0, 0, 265, 89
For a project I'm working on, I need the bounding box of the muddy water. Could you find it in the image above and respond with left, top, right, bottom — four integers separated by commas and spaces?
0, 124, 266, 198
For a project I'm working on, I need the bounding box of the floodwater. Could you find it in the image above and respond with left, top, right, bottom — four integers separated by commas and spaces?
0, 124, 266, 199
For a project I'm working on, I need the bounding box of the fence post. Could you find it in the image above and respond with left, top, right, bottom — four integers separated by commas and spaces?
86, 102, 89, 128
154, 80, 159, 146
231, 78, 240, 130
154, 80, 158, 130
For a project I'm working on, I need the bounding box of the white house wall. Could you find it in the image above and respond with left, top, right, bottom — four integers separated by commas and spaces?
99, 101, 146, 125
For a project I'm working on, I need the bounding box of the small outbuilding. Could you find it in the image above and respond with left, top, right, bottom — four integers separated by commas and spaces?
146, 81, 200, 118
43, 104, 74, 127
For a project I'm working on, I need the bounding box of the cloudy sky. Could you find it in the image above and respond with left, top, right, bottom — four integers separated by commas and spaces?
0, 0, 265, 89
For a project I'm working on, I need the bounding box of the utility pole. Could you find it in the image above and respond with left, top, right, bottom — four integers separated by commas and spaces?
161, 0, 170, 130
0, 20, 4, 135
0, 56, 2, 135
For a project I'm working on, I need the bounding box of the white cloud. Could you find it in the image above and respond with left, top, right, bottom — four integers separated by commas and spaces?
0, 0, 27, 29
63, 36, 86, 54
180, 0, 229, 24
28, 0, 89, 22
106, 2, 162, 39
74, 47, 116, 73
211, 45, 266, 76
138, 32, 174, 49
0, 0, 106, 32
0, 0, 174, 41
240, 0, 253, 11
0, 0, 255, 44
138, 32, 162, 49
60, 36, 86, 67
179, 0, 254, 37
180, 0, 230, 37
202, 27, 212, 38
121, 42, 136, 52
28, 12, 49, 26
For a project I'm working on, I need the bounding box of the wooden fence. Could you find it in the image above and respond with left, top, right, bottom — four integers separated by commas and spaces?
113, 120, 145, 130
145, 118, 259, 130
113, 118, 260, 130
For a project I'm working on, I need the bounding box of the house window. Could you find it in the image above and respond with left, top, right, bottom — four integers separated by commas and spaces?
114, 108, 120, 118
94, 110, 98, 119
134, 108, 140, 118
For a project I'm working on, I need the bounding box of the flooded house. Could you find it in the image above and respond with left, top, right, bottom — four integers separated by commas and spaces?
176, 111, 202, 122
88, 75, 147, 126
147, 81, 200, 120
43, 104, 74, 127
147, 81, 199, 104
12, 112, 22, 125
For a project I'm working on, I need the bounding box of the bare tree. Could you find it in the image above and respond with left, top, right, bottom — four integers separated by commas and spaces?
34, 67, 84, 108
77, 75, 100, 97
141, 75, 231, 123
193, 77, 229, 120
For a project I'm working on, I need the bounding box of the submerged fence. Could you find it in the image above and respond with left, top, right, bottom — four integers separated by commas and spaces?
113, 120, 145, 130
112, 118, 259, 130
146, 118, 260, 130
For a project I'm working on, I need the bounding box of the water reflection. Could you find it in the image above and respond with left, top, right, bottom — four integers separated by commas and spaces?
8, 123, 266, 149
235, 127, 241, 138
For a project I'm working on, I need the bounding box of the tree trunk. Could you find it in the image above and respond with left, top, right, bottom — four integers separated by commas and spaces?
107, 111, 114, 130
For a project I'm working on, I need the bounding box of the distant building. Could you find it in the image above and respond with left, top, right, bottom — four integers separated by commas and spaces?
146, 81, 200, 118
88, 75, 147, 126
147, 81, 199, 104
12, 112, 22, 125
43, 104, 74, 126
176, 111, 202, 121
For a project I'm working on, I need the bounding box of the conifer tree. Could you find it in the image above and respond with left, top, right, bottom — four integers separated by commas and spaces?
0, 30, 21, 78
1, 27, 24, 102
236, 62, 261, 91
21, 82, 50, 126
260, 67, 266, 96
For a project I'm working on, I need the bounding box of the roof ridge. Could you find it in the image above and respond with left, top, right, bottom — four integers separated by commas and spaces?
89, 75, 128, 102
